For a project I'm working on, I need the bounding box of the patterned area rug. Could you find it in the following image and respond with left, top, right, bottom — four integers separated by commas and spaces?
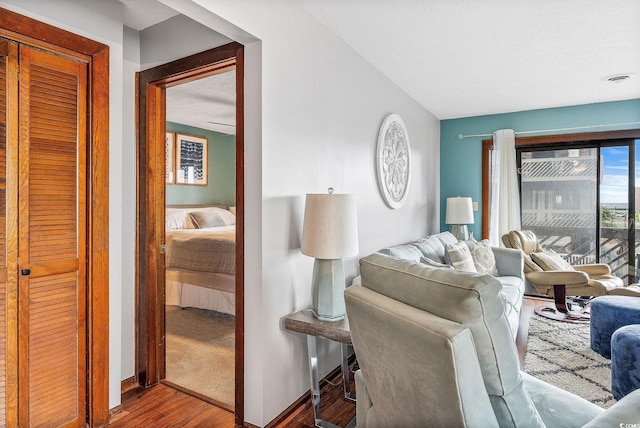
524, 314, 616, 408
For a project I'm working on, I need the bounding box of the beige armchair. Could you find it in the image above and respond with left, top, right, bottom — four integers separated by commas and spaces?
345, 253, 640, 427
502, 230, 640, 320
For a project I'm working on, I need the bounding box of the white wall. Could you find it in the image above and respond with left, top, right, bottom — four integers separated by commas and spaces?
139, 14, 233, 69
164, 0, 441, 424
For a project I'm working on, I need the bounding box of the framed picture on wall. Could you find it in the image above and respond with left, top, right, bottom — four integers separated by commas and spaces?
165, 132, 175, 184
175, 133, 208, 185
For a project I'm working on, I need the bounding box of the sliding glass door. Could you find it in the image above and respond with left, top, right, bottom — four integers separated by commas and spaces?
599, 145, 632, 280
518, 139, 638, 283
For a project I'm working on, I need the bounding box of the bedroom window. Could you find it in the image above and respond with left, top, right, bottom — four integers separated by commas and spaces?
516, 139, 639, 283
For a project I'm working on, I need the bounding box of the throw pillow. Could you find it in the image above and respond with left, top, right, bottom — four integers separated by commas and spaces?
444, 241, 477, 273
530, 249, 574, 271
420, 256, 454, 269
465, 239, 498, 275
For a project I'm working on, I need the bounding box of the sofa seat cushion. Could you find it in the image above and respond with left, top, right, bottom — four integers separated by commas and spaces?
521, 372, 602, 427
497, 276, 525, 339
497, 276, 524, 305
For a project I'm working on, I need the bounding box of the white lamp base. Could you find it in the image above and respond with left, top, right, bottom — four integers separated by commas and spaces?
449, 224, 470, 241
311, 258, 346, 322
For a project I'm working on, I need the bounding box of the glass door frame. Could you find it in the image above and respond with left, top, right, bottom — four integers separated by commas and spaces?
481, 130, 640, 281
516, 139, 636, 281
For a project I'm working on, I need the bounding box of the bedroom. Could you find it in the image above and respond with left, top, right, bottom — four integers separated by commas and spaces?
163, 71, 237, 410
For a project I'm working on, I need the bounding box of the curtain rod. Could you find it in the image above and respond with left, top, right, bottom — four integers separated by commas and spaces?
456, 121, 640, 140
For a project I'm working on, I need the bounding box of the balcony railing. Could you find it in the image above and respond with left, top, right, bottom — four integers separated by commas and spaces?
524, 226, 635, 284
521, 156, 597, 182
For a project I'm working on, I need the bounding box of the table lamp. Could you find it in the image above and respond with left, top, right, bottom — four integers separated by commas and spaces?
445, 196, 474, 241
301, 189, 358, 321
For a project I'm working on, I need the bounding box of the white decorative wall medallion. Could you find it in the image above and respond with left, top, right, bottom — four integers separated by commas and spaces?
376, 114, 411, 209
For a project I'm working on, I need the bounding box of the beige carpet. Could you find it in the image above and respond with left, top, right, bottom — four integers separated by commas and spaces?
165, 305, 235, 407
524, 314, 615, 408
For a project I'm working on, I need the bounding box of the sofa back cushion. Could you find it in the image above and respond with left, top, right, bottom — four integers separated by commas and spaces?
359, 253, 544, 427
414, 235, 448, 263
381, 232, 459, 264
380, 244, 423, 262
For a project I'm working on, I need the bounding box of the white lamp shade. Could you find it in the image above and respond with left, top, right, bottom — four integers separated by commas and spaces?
301, 193, 359, 259
445, 197, 474, 225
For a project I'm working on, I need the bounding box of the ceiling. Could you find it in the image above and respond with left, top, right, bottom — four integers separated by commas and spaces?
122, 0, 640, 128
166, 72, 237, 135
120, 0, 178, 31
300, 0, 640, 119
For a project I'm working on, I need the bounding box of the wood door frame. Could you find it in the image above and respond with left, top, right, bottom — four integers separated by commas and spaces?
0, 7, 110, 427
135, 42, 245, 426
481, 129, 640, 239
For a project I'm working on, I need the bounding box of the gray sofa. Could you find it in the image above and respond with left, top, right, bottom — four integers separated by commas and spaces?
345, 253, 640, 427
376, 231, 525, 338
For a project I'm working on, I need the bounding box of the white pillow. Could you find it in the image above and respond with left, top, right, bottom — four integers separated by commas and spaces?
445, 241, 477, 273
166, 208, 195, 230
465, 239, 497, 275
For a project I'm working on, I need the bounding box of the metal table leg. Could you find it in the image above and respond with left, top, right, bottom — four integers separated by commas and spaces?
307, 335, 340, 428
306, 336, 357, 428
341, 343, 356, 402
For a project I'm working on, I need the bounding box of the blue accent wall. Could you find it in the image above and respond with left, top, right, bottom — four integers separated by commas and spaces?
166, 122, 236, 206
440, 99, 640, 238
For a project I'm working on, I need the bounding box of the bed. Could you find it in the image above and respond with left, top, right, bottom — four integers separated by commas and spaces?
165, 205, 236, 315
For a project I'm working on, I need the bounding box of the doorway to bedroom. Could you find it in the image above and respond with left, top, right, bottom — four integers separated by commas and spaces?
163, 70, 238, 409
136, 42, 245, 425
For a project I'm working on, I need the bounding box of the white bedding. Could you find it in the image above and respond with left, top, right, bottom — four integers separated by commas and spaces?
165, 279, 235, 315
164, 206, 236, 313
165, 226, 235, 277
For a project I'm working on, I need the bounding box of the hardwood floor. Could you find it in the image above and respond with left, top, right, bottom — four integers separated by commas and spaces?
109, 295, 550, 427
108, 366, 355, 428
108, 384, 235, 427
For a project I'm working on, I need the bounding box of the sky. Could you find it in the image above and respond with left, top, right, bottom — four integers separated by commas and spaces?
600, 145, 635, 205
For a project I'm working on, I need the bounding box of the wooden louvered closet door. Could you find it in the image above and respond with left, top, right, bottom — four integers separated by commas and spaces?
0, 39, 87, 427
0, 39, 15, 428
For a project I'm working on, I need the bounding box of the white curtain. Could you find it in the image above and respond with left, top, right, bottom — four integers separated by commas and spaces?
489, 129, 521, 246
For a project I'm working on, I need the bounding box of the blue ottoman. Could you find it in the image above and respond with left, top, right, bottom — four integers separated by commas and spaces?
611, 325, 640, 400
590, 295, 640, 358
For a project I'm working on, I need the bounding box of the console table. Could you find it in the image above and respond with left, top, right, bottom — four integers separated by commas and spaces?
284, 308, 356, 428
